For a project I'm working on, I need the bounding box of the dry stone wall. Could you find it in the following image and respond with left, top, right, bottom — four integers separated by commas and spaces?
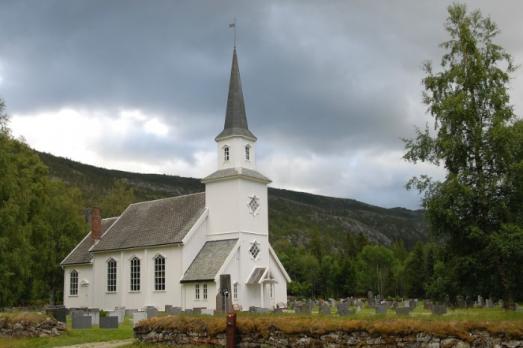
135, 328, 523, 347
0, 316, 65, 338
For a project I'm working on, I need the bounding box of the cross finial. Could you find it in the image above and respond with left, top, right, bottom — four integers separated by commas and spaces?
229, 18, 237, 48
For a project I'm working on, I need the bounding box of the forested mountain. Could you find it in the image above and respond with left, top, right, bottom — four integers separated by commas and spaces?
38, 151, 428, 249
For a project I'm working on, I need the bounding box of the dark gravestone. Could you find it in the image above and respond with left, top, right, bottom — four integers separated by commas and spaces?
273, 307, 283, 313
146, 306, 158, 318
72, 315, 92, 329
46, 307, 67, 323
456, 295, 466, 308
423, 300, 433, 310
100, 316, 118, 329
395, 307, 411, 316
71, 309, 87, 319
216, 274, 233, 314
319, 302, 331, 315
166, 306, 182, 315
337, 303, 355, 316
432, 304, 448, 315
375, 304, 388, 315
184, 309, 193, 314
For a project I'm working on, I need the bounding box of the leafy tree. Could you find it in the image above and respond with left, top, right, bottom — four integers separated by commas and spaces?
404, 4, 523, 306
403, 243, 427, 298
355, 245, 396, 297
100, 179, 135, 217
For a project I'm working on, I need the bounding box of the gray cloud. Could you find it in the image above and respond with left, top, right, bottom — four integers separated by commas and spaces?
1, 0, 522, 208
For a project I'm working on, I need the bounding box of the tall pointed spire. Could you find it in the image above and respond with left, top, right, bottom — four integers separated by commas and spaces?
215, 48, 257, 142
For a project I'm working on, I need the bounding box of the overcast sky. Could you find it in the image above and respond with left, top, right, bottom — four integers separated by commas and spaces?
1, 1, 522, 209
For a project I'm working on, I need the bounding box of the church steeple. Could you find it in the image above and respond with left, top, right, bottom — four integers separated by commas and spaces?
215, 48, 257, 142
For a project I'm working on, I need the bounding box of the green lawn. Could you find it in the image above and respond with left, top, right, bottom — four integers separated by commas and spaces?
0, 316, 133, 348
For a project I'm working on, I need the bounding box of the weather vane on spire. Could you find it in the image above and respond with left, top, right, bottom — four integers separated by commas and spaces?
229, 18, 237, 48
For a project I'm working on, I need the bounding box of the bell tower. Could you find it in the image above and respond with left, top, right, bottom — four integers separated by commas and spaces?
203, 48, 270, 247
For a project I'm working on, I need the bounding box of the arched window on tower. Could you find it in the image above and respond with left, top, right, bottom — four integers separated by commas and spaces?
224, 146, 230, 161
245, 145, 251, 161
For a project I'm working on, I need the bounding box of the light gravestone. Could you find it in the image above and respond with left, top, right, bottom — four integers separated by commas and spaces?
367, 291, 375, 307
133, 311, 147, 327
107, 310, 124, 324
432, 304, 448, 315
486, 298, 494, 308
146, 306, 158, 319
216, 274, 233, 314
375, 304, 388, 315
319, 302, 331, 315
87, 309, 99, 326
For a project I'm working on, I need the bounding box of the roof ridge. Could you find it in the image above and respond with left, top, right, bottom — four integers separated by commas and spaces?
128, 191, 205, 207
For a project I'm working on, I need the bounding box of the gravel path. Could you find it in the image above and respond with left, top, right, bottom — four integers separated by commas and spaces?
56, 339, 134, 348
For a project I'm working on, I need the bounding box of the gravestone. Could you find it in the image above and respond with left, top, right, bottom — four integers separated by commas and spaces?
193, 307, 204, 315
216, 274, 233, 314
367, 291, 375, 307
201, 308, 214, 315
273, 307, 283, 313
409, 299, 417, 309
46, 306, 67, 323
337, 302, 354, 316
486, 298, 494, 308
477, 295, 484, 307
498, 300, 504, 308
72, 315, 92, 329
71, 309, 87, 319
107, 310, 124, 323
133, 311, 147, 327
423, 300, 433, 310
166, 306, 182, 315
395, 307, 411, 316
100, 316, 118, 329
456, 295, 466, 308
319, 302, 331, 315
87, 308, 100, 326
432, 304, 447, 315
145, 306, 158, 319
125, 309, 138, 317
375, 304, 388, 314
184, 309, 193, 314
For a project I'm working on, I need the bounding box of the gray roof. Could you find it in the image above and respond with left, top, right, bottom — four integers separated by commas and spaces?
202, 167, 271, 184
61, 217, 118, 265
181, 239, 238, 282
215, 48, 256, 142
246, 267, 266, 284
91, 192, 205, 252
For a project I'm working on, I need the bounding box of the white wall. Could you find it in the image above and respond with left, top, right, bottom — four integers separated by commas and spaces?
90, 244, 183, 311
216, 137, 256, 170
182, 282, 217, 310
63, 264, 92, 308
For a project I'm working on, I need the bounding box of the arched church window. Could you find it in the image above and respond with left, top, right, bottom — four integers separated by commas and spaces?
224, 146, 230, 161
70, 270, 78, 296
154, 255, 165, 291
130, 257, 140, 291
107, 258, 117, 292
245, 145, 250, 161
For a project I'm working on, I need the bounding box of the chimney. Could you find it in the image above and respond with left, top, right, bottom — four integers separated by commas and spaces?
91, 207, 102, 241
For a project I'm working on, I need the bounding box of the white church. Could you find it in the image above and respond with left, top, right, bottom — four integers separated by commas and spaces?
61, 48, 290, 311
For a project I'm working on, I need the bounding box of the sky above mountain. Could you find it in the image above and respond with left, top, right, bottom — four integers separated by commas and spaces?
1, 0, 522, 209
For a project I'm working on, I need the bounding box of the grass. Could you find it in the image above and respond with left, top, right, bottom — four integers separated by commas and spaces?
0, 315, 133, 348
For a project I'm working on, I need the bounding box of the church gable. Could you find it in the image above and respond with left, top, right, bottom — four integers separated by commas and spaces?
181, 239, 238, 283
91, 192, 205, 252
61, 217, 118, 266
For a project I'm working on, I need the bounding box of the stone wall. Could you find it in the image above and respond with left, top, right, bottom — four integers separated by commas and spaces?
0, 315, 66, 338
135, 328, 523, 347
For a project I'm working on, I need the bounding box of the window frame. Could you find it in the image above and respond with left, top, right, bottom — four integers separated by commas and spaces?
245, 145, 251, 161
70, 270, 78, 296
224, 146, 230, 161
233, 282, 238, 300
130, 257, 141, 292
195, 283, 200, 300
154, 255, 166, 291
107, 258, 117, 293
203, 283, 208, 300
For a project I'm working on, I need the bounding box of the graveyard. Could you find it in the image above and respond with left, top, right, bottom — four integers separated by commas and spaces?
2, 299, 523, 348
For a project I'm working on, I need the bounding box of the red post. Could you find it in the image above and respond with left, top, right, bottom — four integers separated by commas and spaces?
226, 312, 236, 348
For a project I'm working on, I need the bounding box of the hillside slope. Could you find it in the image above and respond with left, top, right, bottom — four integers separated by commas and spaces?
39, 152, 428, 248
